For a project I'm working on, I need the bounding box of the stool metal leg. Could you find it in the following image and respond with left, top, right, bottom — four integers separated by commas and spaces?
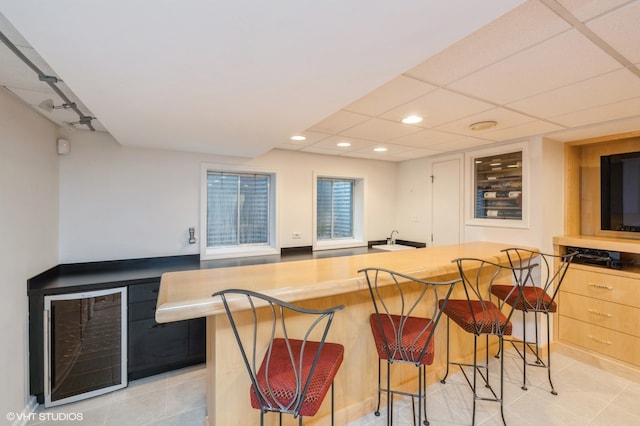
440, 318, 451, 384
375, 359, 382, 416
546, 312, 557, 395
521, 309, 528, 391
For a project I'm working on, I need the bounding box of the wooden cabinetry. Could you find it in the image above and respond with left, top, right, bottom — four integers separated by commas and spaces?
554, 236, 640, 381
474, 150, 522, 219
556, 132, 640, 380
557, 262, 640, 367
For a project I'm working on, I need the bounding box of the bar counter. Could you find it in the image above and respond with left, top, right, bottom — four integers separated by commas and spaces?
156, 241, 534, 425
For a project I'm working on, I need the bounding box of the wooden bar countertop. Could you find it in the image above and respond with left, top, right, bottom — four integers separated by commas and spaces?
156, 241, 528, 323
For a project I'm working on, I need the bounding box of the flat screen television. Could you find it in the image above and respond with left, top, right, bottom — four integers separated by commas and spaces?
601, 151, 640, 232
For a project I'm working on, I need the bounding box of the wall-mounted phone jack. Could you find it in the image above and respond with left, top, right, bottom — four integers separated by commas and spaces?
188, 227, 197, 244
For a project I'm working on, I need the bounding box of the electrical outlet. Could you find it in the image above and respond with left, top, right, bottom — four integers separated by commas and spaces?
291, 232, 302, 239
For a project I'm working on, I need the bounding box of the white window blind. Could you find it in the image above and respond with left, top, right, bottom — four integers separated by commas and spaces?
206, 172, 270, 247
317, 178, 354, 240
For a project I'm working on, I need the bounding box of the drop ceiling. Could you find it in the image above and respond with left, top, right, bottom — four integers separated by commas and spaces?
1, 0, 640, 162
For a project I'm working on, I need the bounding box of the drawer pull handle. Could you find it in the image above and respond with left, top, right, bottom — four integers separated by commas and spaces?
587, 309, 612, 318
588, 283, 613, 290
588, 335, 612, 345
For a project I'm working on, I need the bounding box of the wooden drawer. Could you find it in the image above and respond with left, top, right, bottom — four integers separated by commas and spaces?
559, 292, 640, 338
561, 267, 640, 306
558, 316, 640, 366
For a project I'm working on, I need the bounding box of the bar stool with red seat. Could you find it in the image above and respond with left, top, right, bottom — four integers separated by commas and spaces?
212, 289, 345, 426
491, 247, 577, 394
359, 267, 460, 426
439, 258, 535, 425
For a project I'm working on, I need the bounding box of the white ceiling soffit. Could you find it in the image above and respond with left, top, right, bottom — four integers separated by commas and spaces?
0, 0, 524, 159
3, 1, 640, 163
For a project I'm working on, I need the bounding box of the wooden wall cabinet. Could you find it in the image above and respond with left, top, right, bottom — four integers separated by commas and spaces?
555, 131, 640, 381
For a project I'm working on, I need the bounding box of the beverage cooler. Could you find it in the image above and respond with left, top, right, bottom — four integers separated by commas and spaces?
44, 287, 127, 407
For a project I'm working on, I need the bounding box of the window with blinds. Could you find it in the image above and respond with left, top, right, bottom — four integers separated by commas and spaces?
206, 172, 270, 247
317, 178, 354, 240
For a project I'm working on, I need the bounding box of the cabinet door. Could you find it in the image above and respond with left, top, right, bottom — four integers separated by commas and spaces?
473, 150, 523, 220
44, 287, 127, 407
128, 319, 189, 375
188, 318, 206, 358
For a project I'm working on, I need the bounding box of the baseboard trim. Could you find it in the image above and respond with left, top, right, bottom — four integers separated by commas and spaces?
11, 396, 38, 426
555, 341, 640, 383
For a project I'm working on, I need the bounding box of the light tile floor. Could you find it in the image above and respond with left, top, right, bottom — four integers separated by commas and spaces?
26, 349, 640, 425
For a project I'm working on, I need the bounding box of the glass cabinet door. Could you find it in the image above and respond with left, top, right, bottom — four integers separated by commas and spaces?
44, 287, 127, 407
474, 151, 523, 220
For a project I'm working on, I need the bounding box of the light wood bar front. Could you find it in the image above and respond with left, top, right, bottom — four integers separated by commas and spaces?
156, 242, 533, 425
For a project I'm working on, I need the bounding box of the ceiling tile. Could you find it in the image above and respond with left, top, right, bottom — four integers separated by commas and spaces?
305, 135, 378, 152
586, 1, 640, 64
343, 75, 437, 116
448, 29, 622, 104
556, 0, 633, 22
379, 88, 494, 127
551, 96, 640, 127
300, 145, 351, 156
480, 120, 566, 141
385, 147, 443, 160
406, 0, 570, 85
277, 131, 330, 150
545, 115, 640, 141
508, 68, 640, 118
435, 107, 536, 136
340, 118, 422, 142
428, 137, 498, 152
307, 110, 370, 134
390, 128, 479, 148
340, 142, 417, 161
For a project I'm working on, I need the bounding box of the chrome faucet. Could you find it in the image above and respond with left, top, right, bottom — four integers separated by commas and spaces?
389, 229, 399, 245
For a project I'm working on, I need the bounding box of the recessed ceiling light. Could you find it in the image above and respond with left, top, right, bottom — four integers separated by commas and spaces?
291, 135, 306, 141
469, 120, 497, 131
337, 141, 351, 147
374, 147, 387, 152
402, 115, 423, 124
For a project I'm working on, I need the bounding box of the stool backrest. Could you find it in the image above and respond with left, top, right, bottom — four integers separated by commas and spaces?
501, 248, 577, 310
212, 289, 344, 417
452, 258, 536, 335
359, 267, 460, 365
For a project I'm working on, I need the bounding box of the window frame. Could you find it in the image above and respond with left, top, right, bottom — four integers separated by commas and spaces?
200, 163, 278, 260
465, 142, 529, 229
312, 172, 366, 251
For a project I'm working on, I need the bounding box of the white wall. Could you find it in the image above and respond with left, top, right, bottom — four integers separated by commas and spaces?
59, 133, 398, 262
462, 137, 565, 252
396, 138, 565, 250
0, 89, 59, 420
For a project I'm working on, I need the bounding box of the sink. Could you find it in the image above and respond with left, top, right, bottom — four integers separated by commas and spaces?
371, 244, 417, 251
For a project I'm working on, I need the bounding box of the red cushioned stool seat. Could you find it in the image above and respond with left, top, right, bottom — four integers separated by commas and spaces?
250, 338, 344, 417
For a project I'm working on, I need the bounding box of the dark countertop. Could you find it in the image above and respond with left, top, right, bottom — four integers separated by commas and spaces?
27, 246, 376, 296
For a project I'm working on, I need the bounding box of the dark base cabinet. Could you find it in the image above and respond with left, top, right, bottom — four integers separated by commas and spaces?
127, 280, 205, 380
29, 259, 206, 404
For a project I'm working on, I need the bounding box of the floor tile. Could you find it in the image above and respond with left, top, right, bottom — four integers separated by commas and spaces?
26, 350, 640, 426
